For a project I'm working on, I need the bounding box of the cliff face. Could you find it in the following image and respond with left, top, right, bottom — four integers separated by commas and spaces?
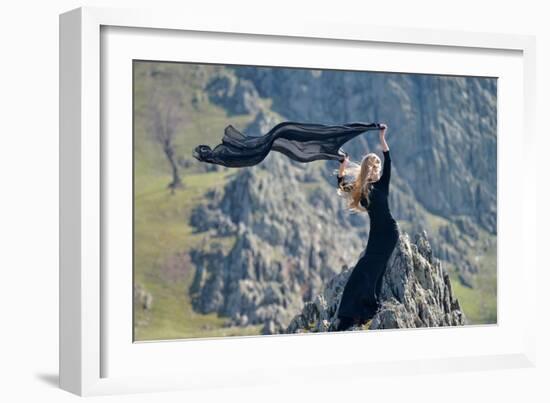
285, 231, 465, 334
232, 68, 497, 235
187, 66, 495, 333
189, 113, 369, 329
133, 61, 494, 341
191, 189, 466, 334
204, 67, 497, 293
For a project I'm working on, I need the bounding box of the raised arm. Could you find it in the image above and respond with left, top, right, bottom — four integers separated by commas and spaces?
377, 124, 391, 192
379, 123, 389, 152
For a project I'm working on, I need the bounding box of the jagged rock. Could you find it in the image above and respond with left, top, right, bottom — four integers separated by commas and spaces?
205, 72, 261, 116
453, 216, 479, 240
188, 109, 371, 329
134, 63, 497, 332
188, 115, 368, 330
245, 110, 280, 137
234, 68, 496, 235
188, 118, 476, 332
190, 204, 237, 236
284, 231, 465, 333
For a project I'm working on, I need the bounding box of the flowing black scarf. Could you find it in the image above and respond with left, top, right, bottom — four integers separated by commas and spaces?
192, 121, 383, 167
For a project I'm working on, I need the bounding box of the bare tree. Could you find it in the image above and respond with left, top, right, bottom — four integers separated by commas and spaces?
147, 87, 185, 193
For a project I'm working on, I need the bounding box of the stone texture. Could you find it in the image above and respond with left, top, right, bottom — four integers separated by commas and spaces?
189, 68, 496, 332
285, 231, 465, 334
233, 67, 497, 235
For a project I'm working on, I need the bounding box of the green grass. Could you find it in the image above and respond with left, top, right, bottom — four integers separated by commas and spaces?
401, 203, 497, 325
133, 62, 258, 177
397, 202, 497, 325
423, 209, 450, 234
133, 170, 264, 340
132, 61, 265, 340
449, 241, 497, 325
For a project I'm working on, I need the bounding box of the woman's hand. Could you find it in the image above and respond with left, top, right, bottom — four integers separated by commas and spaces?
379, 123, 389, 152
379, 123, 388, 137
340, 150, 349, 165
338, 154, 349, 176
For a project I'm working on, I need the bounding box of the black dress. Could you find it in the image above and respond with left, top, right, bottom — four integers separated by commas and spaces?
336, 150, 399, 323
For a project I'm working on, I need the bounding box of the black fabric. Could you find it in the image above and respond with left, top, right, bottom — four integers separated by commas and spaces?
336, 316, 355, 332
336, 150, 400, 322
192, 121, 382, 167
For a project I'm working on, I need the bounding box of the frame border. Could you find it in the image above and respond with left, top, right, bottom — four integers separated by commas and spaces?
59, 6, 537, 396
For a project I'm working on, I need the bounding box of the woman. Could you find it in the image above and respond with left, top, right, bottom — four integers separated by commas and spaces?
335, 123, 400, 331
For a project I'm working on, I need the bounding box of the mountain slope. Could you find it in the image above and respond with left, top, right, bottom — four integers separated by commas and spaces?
285, 231, 465, 334
132, 61, 497, 340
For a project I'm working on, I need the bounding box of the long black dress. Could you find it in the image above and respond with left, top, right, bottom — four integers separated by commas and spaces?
336, 150, 400, 324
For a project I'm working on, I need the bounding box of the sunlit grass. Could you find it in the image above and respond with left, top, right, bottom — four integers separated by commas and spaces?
133, 62, 265, 340
133, 170, 265, 340
449, 241, 497, 325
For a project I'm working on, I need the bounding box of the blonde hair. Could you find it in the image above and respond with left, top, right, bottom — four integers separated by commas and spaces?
335, 153, 381, 212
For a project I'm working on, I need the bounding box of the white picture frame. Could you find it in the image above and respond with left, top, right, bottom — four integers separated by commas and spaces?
59, 6, 537, 396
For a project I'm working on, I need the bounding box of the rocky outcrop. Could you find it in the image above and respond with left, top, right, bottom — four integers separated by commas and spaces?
133, 61, 497, 336
189, 222, 305, 330
205, 67, 496, 281
234, 67, 497, 235
284, 231, 465, 333
205, 71, 261, 116
189, 110, 475, 333
200, 68, 497, 290
189, 113, 370, 331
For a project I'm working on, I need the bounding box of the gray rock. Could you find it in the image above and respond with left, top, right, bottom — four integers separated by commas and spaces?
189, 114, 369, 331
285, 230, 465, 333
187, 94, 486, 332
234, 68, 496, 235
453, 216, 480, 240
205, 72, 261, 116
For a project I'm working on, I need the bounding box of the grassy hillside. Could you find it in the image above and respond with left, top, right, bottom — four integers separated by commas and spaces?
450, 243, 497, 324
133, 62, 262, 340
